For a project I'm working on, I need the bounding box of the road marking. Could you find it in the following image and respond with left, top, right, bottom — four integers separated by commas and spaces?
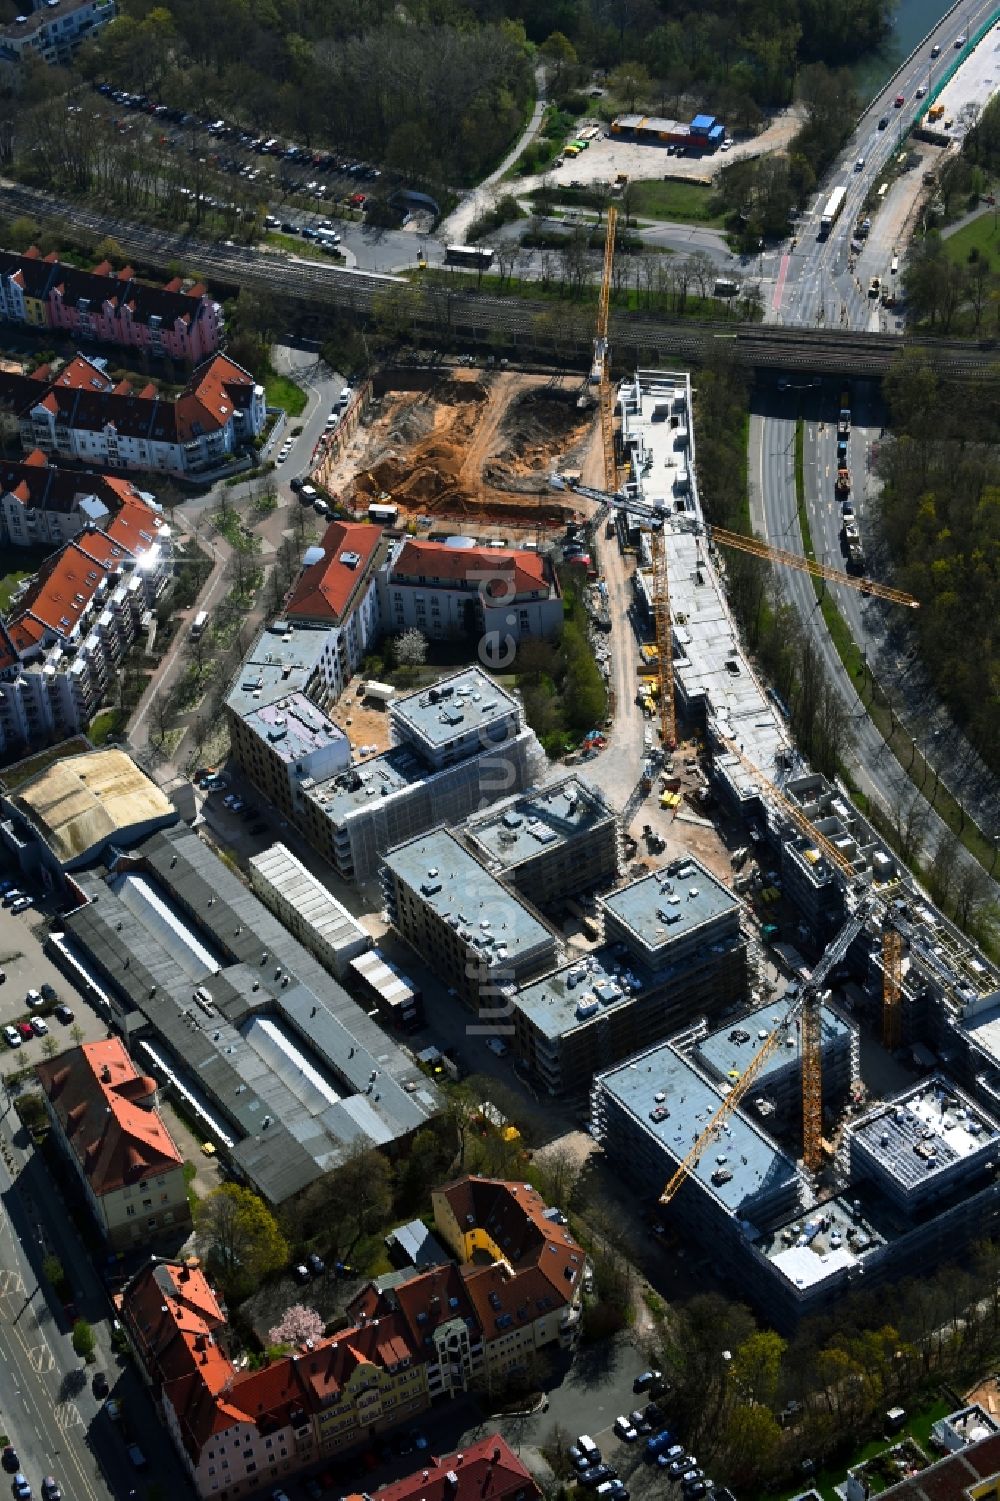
54, 1401, 83, 1432
771, 253, 790, 312
26, 1341, 53, 1373
0, 1267, 24, 1304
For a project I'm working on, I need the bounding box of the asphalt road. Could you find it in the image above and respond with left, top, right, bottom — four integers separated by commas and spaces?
748, 2, 1000, 874
766, 0, 1000, 331
750, 394, 997, 885
0, 1086, 195, 1501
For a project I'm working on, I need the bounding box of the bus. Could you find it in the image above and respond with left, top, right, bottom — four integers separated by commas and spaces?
444, 244, 495, 270
819, 185, 847, 237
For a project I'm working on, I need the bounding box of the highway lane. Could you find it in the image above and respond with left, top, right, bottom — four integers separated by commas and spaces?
770, 0, 1000, 330
752, 398, 998, 886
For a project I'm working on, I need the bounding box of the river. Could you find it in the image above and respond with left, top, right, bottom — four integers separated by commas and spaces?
852, 0, 960, 100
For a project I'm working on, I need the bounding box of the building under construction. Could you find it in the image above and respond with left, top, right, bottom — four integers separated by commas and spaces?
587, 368, 1000, 1326
591, 1046, 1000, 1328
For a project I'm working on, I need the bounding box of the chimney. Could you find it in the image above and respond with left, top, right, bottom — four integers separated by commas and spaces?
100, 1064, 112, 1083
491, 1448, 500, 1465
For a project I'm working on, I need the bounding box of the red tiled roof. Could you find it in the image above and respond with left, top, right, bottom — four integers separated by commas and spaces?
433, 1178, 583, 1338
347, 1262, 477, 1349
175, 353, 255, 442
389, 540, 553, 600
285, 520, 383, 622
122, 1260, 422, 1460
36, 1039, 183, 1196
344, 1435, 540, 1501
104, 499, 163, 557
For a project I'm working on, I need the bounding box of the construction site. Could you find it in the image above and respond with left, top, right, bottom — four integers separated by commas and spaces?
324, 368, 600, 534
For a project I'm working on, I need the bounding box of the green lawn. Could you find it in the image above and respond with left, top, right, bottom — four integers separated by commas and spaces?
87, 708, 125, 745
0, 544, 52, 613
943, 208, 1000, 266
770, 1397, 951, 1501
262, 368, 307, 417
627, 177, 727, 227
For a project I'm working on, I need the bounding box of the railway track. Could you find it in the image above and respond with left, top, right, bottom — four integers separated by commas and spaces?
1, 182, 997, 377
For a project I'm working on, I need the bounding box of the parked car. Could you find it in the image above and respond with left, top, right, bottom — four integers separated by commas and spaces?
485, 1037, 509, 1057
579, 1467, 616, 1489
307, 1253, 326, 1276
54, 1005, 75, 1024
1, 891, 23, 907
25, 990, 42, 1008
1, 1450, 18, 1473
657, 1446, 685, 1469
40, 1480, 60, 1501
0, 880, 15, 896
92, 1371, 109, 1397
629, 1409, 652, 1435
40, 983, 56, 1001
293, 1263, 311, 1284
10, 898, 32, 915
633, 1369, 662, 1393
16, 1023, 33, 1041
30, 1017, 48, 1037
11, 1474, 30, 1499
669, 1456, 698, 1479
614, 1417, 638, 1442
2, 1027, 21, 1049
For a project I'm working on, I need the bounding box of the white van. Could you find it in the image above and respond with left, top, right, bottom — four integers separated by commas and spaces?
577, 1436, 600, 1461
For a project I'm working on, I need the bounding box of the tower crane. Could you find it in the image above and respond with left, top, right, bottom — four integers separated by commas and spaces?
551, 475, 920, 610
659, 898, 869, 1200
659, 730, 912, 1192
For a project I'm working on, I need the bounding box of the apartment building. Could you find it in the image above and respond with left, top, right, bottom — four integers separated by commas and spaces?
431, 1177, 585, 1375
381, 827, 559, 1014
344, 1436, 541, 1501
122, 1257, 430, 1500
377, 538, 564, 644
285, 519, 384, 678
0, 0, 115, 65
228, 690, 350, 820
459, 775, 620, 913
6, 351, 264, 476
0, 501, 172, 758
291, 669, 545, 885
0, 248, 221, 360
36, 1039, 190, 1249
347, 1262, 485, 1402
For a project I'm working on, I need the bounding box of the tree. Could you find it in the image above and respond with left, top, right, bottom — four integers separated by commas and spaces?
394, 628, 428, 667
71, 1319, 95, 1361
608, 61, 651, 112
195, 1184, 288, 1296
268, 1304, 324, 1348
539, 32, 577, 90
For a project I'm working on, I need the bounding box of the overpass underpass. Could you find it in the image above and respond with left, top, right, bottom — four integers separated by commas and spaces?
0, 182, 997, 380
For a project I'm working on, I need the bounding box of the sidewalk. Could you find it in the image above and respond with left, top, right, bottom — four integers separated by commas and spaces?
438, 65, 547, 243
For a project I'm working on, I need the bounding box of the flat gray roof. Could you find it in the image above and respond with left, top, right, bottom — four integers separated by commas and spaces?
306, 745, 421, 822
65, 826, 440, 1203
755, 1191, 887, 1290
695, 995, 852, 1088
621, 372, 789, 796
383, 827, 555, 968
391, 668, 518, 751
225, 620, 333, 719
249, 843, 368, 955
515, 949, 648, 1041
597, 1040, 801, 1218
601, 855, 737, 954
463, 775, 612, 870
241, 692, 347, 766
849, 1075, 1000, 1190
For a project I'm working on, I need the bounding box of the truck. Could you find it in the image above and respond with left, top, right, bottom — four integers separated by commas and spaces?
820, 184, 847, 236
190, 610, 208, 640
928, 103, 945, 122
363, 680, 395, 705
846, 539, 865, 573
837, 408, 851, 438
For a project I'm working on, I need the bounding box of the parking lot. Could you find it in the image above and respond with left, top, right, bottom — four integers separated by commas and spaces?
0, 889, 109, 1076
